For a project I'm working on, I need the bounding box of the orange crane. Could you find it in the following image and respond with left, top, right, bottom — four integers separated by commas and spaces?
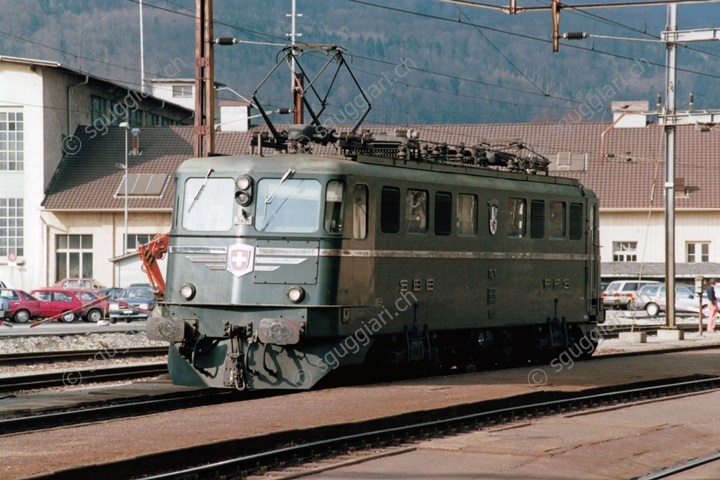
138, 233, 169, 300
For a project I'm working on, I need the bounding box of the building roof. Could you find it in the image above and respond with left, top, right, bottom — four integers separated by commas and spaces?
42, 121, 720, 211
603, 262, 720, 280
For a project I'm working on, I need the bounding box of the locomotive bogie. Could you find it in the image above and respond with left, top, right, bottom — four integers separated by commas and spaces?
148, 152, 601, 390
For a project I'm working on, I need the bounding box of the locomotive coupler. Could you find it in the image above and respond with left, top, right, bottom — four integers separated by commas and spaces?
222, 322, 253, 390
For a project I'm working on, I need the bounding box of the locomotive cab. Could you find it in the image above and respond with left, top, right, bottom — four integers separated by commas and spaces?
147, 156, 367, 390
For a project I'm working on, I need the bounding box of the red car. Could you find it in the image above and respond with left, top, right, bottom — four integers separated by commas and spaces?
0, 288, 41, 323
30, 288, 86, 323
75, 290, 109, 322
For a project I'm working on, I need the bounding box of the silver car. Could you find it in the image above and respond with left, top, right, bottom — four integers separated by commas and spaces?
108, 286, 157, 323
636, 283, 707, 317
602, 280, 659, 310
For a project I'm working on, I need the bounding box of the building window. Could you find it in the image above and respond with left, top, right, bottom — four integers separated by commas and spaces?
612, 241, 637, 262
56, 234, 93, 281
91, 96, 110, 124
125, 234, 154, 252
172, 85, 193, 98
687, 242, 709, 263
0, 110, 24, 171
0, 198, 23, 257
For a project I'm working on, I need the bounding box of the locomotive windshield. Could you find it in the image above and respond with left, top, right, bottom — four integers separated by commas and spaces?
182, 177, 235, 231
256, 178, 322, 233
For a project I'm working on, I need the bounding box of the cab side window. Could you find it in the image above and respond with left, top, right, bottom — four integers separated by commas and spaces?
406, 189, 428, 234
549, 201, 566, 239
352, 184, 368, 240
381, 187, 400, 233
435, 192, 452, 236
456, 194, 477, 236
508, 198, 526, 238
324, 180, 345, 234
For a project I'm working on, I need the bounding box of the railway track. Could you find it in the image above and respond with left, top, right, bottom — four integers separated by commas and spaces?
3, 342, 718, 435
29, 375, 720, 480
0, 346, 167, 366
0, 362, 169, 394
0, 387, 247, 436
599, 322, 703, 337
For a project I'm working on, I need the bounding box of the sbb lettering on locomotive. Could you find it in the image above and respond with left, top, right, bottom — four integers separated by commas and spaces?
543, 278, 571, 289
399, 279, 435, 292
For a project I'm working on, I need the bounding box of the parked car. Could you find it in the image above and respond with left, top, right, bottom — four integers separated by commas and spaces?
108, 286, 157, 323
74, 290, 110, 322
601, 280, 659, 310
96, 287, 123, 301
0, 288, 41, 323
54, 278, 105, 291
30, 288, 85, 323
636, 283, 707, 317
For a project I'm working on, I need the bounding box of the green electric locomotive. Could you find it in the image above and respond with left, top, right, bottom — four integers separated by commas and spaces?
146, 129, 602, 390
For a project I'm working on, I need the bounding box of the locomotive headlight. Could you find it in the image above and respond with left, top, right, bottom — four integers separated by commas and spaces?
236, 175, 252, 190
180, 283, 196, 300
235, 191, 250, 206
287, 286, 305, 303
235, 175, 253, 206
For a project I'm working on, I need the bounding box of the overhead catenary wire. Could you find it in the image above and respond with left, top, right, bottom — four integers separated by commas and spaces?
3, 0, 719, 123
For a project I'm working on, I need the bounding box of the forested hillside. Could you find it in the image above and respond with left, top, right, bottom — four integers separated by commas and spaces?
1, 0, 720, 125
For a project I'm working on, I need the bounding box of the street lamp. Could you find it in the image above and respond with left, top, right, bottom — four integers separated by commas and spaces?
119, 122, 129, 256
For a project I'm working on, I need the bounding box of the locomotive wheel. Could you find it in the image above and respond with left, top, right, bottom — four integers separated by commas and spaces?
493, 331, 515, 367
568, 326, 597, 359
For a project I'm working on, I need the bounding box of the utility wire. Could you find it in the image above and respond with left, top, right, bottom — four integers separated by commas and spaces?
454, 5, 548, 95
351, 0, 720, 82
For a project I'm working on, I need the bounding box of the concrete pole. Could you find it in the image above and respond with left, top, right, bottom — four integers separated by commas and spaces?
664, 5, 677, 329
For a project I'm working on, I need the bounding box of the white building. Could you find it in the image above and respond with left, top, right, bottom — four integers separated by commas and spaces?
0, 55, 193, 290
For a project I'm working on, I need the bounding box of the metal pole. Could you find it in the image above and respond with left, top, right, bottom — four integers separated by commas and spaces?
697, 276, 704, 336
664, 5, 677, 329
139, 0, 145, 94
124, 128, 128, 256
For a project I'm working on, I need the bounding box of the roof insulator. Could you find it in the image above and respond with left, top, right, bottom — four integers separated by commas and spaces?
562, 32, 588, 40
215, 37, 237, 46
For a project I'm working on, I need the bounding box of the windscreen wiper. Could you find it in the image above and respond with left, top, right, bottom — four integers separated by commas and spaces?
265, 169, 295, 205
187, 168, 214, 212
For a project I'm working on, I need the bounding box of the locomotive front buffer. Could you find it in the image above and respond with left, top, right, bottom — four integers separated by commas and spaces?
148, 312, 355, 391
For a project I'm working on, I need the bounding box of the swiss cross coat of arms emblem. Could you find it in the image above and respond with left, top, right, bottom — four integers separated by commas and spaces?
227, 244, 255, 277
488, 201, 499, 236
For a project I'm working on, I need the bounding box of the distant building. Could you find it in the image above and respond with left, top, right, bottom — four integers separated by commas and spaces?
0, 55, 193, 290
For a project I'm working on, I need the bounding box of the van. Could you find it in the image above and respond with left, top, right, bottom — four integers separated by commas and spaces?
601, 280, 659, 310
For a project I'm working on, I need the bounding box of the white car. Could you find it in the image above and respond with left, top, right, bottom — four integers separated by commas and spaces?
602, 280, 659, 310
636, 283, 707, 317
